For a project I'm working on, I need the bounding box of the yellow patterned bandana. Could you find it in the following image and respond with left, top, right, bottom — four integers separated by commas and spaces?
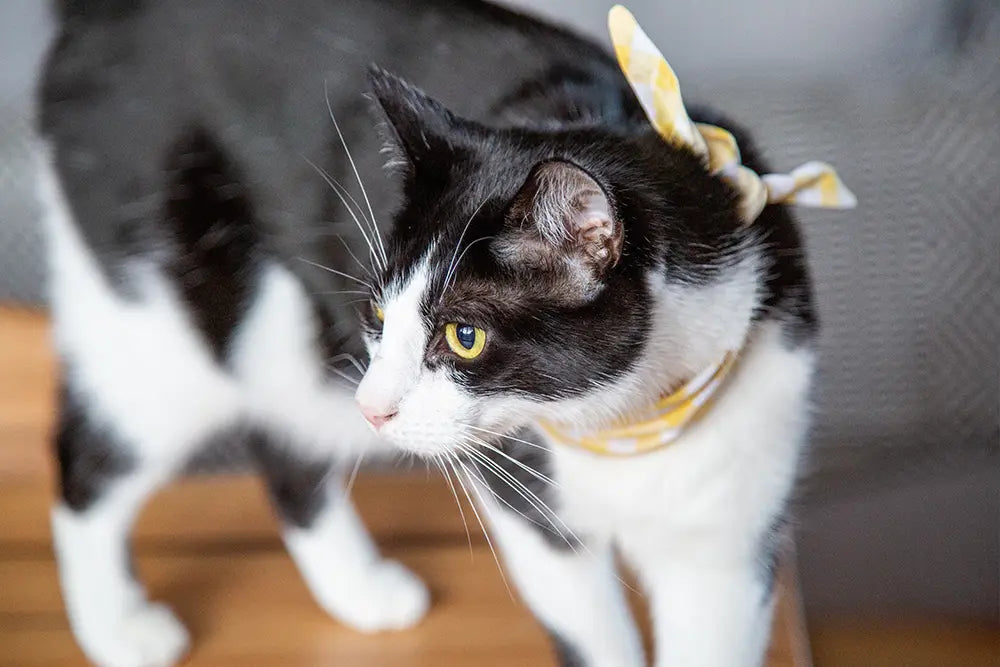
541, 352, 737, 456
608, 5, 857, 224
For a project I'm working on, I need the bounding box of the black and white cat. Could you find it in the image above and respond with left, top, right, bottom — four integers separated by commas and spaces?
38, 1, 820, 666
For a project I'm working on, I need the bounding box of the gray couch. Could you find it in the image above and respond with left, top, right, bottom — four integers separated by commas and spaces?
1, 0, 996, 622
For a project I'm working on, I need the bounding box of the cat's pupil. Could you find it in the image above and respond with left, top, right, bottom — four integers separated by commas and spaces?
457, 325, 476, 349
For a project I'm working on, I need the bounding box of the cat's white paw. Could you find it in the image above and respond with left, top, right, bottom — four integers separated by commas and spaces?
323, 560, 430, 633
78, 602, 190, 667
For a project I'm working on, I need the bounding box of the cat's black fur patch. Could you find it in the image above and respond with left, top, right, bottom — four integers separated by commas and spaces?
248, 433, 334, 529
491, 63, 642, 127
757, 204, 819, 348
688, 109, 818, 347
56, 0, 143, 22
546, 628, 588, 667
758, 514, 789, 602
163, 128, 261, 364
54, 380, 135, 511
471, 431, 579, 552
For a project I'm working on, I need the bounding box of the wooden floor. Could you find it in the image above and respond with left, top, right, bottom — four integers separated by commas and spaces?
1, 308, 996, 666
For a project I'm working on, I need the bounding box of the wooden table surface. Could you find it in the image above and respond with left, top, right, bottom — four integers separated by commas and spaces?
2, 307, 996, 666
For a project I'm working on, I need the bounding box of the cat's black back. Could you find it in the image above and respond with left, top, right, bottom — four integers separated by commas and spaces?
39, 0, 813, 358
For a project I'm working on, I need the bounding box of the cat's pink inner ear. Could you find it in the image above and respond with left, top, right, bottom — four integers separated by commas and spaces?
571, 190, 619, 267
506, 160, 622, 275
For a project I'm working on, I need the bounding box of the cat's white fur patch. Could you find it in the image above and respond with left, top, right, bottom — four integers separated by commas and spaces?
357, 257, 480, 454
41, 153, 242, 472
38, 144, 426, 666
230, 263, 377, 458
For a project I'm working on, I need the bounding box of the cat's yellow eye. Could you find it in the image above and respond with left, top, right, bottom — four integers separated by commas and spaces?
445, 322, 486, 359
372, 301, 384, 323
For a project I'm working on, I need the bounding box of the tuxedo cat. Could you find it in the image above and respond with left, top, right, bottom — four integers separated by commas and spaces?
38, 1, 820, 665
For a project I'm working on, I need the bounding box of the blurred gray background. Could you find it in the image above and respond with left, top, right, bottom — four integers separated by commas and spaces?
1, 0, 997, 623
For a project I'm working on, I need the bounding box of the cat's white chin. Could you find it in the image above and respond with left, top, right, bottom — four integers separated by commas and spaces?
376, 423, 465, 458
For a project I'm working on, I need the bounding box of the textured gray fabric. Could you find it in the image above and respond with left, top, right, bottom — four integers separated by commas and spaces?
0, 108, 45, 302
685, 31, 1000, 499
0, 0, 50, 303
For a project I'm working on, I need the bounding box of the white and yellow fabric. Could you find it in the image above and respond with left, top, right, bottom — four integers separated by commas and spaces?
541, 352, 737, 456
608, 4, 857, 225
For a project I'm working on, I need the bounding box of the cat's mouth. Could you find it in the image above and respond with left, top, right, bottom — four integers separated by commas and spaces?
370, 405, 520, 461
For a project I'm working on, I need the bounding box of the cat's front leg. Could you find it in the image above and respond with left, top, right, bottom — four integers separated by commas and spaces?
251, 435, 429, 632
628, 537, 776, 667
477, 486, 644, 667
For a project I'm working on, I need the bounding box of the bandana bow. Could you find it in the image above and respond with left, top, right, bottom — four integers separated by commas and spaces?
608, 5, 857, 224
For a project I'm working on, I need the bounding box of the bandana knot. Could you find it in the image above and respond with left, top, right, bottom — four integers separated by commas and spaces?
609, 5, 857, 225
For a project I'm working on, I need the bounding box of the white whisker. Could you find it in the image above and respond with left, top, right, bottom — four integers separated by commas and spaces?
325, 365, 361, 385
457, 443, 567, 540
328, 352, 368, 375
296, 256, 374, 290
320, 173, 385, 280
343, 451, 366, 500
461, 431, 559, 488
324, 81, 388, 266
457, 446, 559, 536
441, 190, 495, 296
445, 235, 495, 293
465, 425, 553, 452
458, 443, 566, 530
301, 156, 384, 276
447, 456, 513, 599
462, 444, 640, 596
313, 289, 370, 296
436, 451, 474, 556
457, 440, 581, 555
329, 297, 372, 308
331, 232, 376, 282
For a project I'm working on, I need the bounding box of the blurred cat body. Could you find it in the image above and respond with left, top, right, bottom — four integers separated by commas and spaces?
38, 1, 817, 666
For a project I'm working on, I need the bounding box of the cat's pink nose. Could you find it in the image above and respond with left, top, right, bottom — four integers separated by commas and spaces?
359, 403, 397, 431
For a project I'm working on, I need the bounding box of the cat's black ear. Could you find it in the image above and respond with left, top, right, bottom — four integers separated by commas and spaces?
495, 160, 623, 289
367, 65, 460, 168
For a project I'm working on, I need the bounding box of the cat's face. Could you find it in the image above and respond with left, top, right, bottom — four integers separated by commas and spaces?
354, 68, 759, 455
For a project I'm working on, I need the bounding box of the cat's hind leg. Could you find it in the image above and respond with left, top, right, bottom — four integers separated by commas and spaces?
40, 140, 241, 666
52, 382, 191, 667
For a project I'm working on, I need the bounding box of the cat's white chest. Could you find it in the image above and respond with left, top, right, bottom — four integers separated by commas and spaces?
544, 322, 815, 551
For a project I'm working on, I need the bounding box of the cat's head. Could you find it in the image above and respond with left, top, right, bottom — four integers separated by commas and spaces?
354, 67, 762, 455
